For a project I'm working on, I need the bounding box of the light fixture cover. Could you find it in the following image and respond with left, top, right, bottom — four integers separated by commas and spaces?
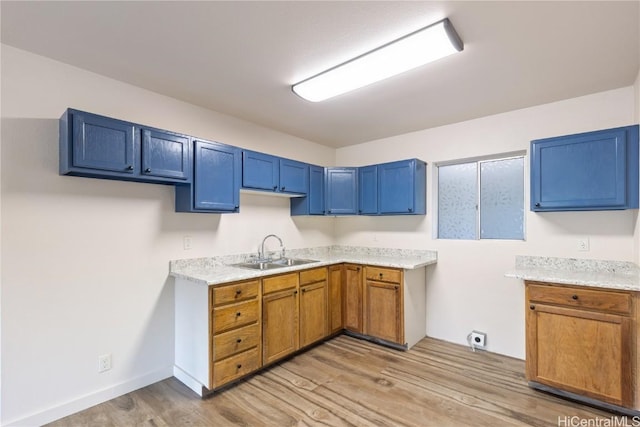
292, 18, 463, 102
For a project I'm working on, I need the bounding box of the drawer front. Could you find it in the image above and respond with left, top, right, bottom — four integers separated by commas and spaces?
527, 283, 632, 315
213, 347, 260, 388
365, 266, 402, 284
300, 267, 327, 285
213, 300, 259, 333
263, 272, 298, 294
213, 323, 260, 360
212, 280, 259, 306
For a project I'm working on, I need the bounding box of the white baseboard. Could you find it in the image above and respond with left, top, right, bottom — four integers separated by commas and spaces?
172, 365, 205, 397
4, 367, 173, 427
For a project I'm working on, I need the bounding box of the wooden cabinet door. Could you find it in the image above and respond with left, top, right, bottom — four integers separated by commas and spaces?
364, 279, 403, 344
526, 303, 632, 407
343, 264, 363, 333
299, 281, 328, 347
328, 265, 343, 334
262, 288, 299, 365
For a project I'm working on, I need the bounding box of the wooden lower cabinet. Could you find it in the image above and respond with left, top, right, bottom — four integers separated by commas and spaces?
299, 268, 328, 348
262, 273, 299, 365
328, 265, 343, 333
525, 281, 638, 411
343, 264, 363, 333
364, 267, 403, 345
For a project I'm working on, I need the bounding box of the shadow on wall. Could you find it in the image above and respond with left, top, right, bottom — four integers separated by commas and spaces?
534, 210, 636, 236
335, 214, 427, 232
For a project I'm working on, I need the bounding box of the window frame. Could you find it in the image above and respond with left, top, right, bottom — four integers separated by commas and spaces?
434, 151, 527, 241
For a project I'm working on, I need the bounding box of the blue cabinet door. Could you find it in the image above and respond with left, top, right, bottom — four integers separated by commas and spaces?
291, 165, 324, 215
279, 159, 309, 194
531, 125, 639, 211
326, 168, 358, 215
70, 110, 137, 174
242, 150, 279, 191
141, 128, 190, 181
358, 166, 378, 214
175, 140, 240, 213
378, 159, 426, 214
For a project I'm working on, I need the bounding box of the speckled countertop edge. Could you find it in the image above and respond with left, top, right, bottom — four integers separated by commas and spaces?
170, 245, 438, 286
505, 255, 640, 291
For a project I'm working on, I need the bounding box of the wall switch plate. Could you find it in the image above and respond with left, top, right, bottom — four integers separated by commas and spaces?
577, 237, 590, 252
183, 236, 193, 250
98, 354, 112, 373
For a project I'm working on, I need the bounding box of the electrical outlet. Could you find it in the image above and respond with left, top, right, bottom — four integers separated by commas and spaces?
470, 331, 487, 350
183, 236, 193, 250
98, 354, 112, 373
577, 237, 590, 252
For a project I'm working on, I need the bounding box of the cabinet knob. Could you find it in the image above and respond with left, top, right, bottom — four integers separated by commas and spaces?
572, 295, 578, 300
144, 168, 151, 173
236, 338, 242, 343
281, 186, 286, 191
359, 210, 362, 213
356, 267, 360, 272
236, 364, 242, 369
302, 288, 307, 293
529, 304, 535, 310
125, 165, 134, 171
294, 290, 298, 295
394, 285, 399, 291
379, 273, 383, 278
236, 312, 241, 317
235, 205, 239, 210
408, 208, 412, 212
235, 289, 242, 295
273, 185, 277, 190
535, 203, 541, 207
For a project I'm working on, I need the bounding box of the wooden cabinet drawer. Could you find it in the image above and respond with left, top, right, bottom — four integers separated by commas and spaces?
213, 299, 259, 333
300, 267, 327, 285
213, 347, 260, 388
527, 283, 632, 315
365, 266, 401, 284
213, 323, 260, 360
212, 280, 259, 306
263, 272, 298, 294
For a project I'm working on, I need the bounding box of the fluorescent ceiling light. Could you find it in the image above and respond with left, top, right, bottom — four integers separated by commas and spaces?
292, 18, 464, 102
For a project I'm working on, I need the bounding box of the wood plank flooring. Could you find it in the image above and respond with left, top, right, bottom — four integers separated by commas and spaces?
47, 335, 612, 426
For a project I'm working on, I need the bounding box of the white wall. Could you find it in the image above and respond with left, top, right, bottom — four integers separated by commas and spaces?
335, 86, 638, 360
0, 45, 335, 426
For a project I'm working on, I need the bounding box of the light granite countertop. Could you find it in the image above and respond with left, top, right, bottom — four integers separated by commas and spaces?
505, 256, 640, 291
170, 245, 437, 286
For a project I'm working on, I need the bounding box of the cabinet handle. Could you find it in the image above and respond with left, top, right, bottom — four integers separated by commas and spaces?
235, 205, 239, 210
125, 165, 134, 171
235, 289, 242, 295
236, 364, 242, 369
359, 210, 362, 213
281, 186, 286, 191
236, 338, 242, 343
294, 290, 298, 295
535, 203, 541, 207
356, 267, 360, 272
302, 288, 307, 293
273, 185, 277, 190
236, 312, 241, 317
529, 305, 535, 310
572, 295, 578, 300
379, 273, 383, 278
394, 285, 399, 291
144, 168, 151, 173
408, 208, 412, 212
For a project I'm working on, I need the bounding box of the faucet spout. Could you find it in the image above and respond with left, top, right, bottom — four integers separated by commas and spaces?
260, 234, 285, 261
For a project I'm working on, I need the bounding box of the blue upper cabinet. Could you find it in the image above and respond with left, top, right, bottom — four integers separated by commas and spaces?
175, 140, 240, 213
358, 165, 378, 215
242, 150, 308, 195
141, 128, 190, 181
325, 167, 358, 215
531, 125, 639, 211
242, 150, 279, 191
378, 159, 426, 215
60, 109, 191, 184
291, 165, 325, 216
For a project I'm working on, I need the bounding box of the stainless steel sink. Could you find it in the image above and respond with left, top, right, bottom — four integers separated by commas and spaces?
231, 258, 319, 271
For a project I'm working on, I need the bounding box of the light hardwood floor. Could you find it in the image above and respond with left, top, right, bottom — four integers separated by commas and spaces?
47, 335, 612, 426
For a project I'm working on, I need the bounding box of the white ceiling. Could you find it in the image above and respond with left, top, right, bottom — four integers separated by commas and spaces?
1, 1, 639, 148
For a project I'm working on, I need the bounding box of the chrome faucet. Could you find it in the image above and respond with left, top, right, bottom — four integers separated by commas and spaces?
259, 234, 285, 261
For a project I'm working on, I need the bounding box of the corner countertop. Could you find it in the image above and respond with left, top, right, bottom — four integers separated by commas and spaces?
170, 245, 437, 286
505, 256, 640, 291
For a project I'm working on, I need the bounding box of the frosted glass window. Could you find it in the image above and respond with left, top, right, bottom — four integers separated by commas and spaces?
438, 162, 477, 239
480, 158, 524, 239
438, 155, 524, 241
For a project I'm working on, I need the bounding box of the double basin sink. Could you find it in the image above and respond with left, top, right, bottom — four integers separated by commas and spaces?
231, 257, 319, 271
